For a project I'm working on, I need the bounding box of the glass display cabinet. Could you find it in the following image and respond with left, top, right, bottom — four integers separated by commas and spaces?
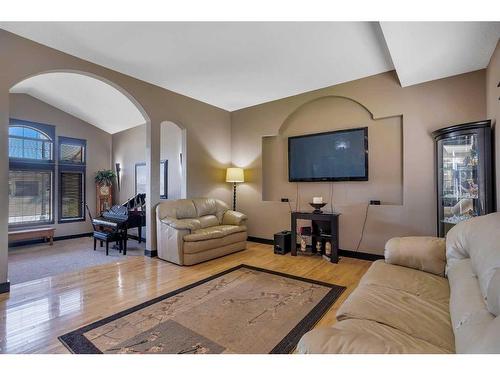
432, 120, 493, 237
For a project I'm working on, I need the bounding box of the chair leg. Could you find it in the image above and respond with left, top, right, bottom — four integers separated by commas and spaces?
100, 240, 103, 247
93, 238, 96, 250
106, 241, 109, 256
123, 237, 127, 256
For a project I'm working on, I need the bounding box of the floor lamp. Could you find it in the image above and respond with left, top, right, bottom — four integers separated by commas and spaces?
226, 167, 244, 211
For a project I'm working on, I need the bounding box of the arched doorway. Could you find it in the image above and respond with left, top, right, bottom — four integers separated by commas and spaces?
5, 70, 152, 285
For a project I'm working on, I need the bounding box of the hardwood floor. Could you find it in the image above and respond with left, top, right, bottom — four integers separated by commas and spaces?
0, 239, 372, 354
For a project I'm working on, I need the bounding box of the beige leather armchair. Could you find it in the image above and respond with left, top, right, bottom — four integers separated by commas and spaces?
156, 198, 247, 265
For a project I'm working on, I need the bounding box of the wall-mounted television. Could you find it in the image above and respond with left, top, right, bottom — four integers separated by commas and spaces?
288, 127, 368, 182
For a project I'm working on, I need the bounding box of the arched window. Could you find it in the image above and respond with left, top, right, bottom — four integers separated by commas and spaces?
8, 124, 53, 161
8, 119, 55, 226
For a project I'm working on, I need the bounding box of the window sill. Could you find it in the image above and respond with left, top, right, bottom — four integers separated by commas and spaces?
58, 218, 86, 224
9, 221, 55, 229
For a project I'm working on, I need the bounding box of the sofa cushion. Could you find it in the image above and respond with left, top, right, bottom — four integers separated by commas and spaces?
446, 212, 500, 305
466, 316, 500, 353
222, 210, 248, 226
487, 269, 500, 316
298, 319, 451, 354
337, 283, 453, 351
157, 199, 196, 220
466, 213, 500, 300
160, 217, 201, 231
337, 262, 454, 351
385, 236, 446, 276
363, 260, 449, 304
184, 240, 247, 265
174, 199, 197, 219
183, 225, 247, 242
193, 198, 217, 217
198, 215, 219, 228
184, 231, 247, 255
447, 258, 494, 353
445, 218, 470, 269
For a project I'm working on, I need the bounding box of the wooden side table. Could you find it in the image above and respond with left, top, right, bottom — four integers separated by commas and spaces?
291, 211, 340, 263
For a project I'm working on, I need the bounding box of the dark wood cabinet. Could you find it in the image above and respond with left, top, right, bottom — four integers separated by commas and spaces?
432, 120, 494, 237
291, 211, 340, 263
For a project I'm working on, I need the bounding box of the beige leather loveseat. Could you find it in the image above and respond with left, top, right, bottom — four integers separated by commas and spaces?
298, 212, 500, 354
156, 198, 247, 265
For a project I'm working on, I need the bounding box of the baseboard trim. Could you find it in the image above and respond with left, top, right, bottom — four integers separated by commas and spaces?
128, 234, 146, 242
338, 249, 384, 261
247, 236, 383, 261
144, 249, 158, 258
0, 281, 11, 294
9, 232, 93, 248
247, 236, 274, 245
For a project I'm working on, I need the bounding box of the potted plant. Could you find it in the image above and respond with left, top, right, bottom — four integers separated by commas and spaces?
95, 170, 117, 186
95, 170, 117, 213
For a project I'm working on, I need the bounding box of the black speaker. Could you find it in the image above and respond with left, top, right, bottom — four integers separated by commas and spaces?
274, 231, 291, 255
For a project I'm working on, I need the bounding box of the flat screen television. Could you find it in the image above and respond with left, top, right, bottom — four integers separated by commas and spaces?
288, 127, 368, 182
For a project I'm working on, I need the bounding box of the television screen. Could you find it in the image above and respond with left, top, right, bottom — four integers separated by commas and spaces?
288, 127, 368, 182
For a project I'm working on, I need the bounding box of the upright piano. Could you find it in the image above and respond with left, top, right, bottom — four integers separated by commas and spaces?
92, 193, 146, 243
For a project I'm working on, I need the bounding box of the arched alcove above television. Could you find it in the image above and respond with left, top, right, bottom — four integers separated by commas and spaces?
262, 95, 403, 206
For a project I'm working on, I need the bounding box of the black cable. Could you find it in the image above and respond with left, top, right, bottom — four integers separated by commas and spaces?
356, 203, 370, 252
296, 183, 300, 212
329, 182, 334, 212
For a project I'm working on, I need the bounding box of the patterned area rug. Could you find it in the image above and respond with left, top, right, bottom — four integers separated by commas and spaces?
59, 264, 345, 354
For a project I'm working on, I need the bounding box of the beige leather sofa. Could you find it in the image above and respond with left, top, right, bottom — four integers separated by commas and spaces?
156, 198, 247, 265
298, 212, 500, 354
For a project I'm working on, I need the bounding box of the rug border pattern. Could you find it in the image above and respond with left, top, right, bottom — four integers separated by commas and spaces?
58, 264, 346, 354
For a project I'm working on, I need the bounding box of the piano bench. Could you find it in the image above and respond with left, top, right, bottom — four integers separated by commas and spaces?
93, 231, 127, 256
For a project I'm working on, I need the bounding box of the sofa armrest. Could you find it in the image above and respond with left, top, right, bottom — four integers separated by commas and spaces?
384, 236, 446, 276
222, 210, 247, 226
160, 217, 201, 231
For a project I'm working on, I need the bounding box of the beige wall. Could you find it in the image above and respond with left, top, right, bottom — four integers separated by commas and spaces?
486, 40, 500, 208
160, 122, 184, 201
0, 30, 232, 285
9, 93, 112, 237
113, 125, 144, 204
231, 70, 486, 255
112, 122, 184, 240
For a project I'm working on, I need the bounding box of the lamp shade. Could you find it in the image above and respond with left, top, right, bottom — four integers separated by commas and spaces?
226, 167, 244, 183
